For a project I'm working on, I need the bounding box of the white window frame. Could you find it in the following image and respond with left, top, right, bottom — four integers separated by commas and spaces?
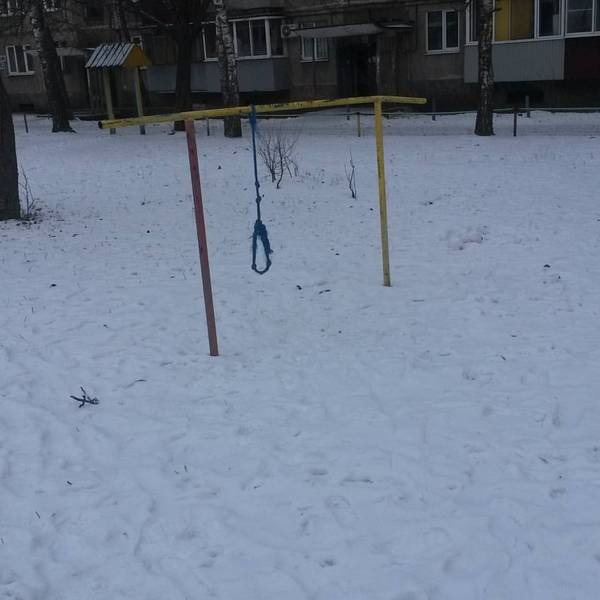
426, 9, 460, 53
233, 18, 266, 59
202, 22, 217, 62
466, 0, 600, 45
202, 16, 285, 62
466, 2, 478, 43
537, 0, 563, 37
565, 0, 600, 36
300, 22, 329, 62
6, 44, 34, 75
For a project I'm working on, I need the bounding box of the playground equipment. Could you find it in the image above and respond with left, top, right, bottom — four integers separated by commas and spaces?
86, 42, 151, 136
99, 94, 427, 356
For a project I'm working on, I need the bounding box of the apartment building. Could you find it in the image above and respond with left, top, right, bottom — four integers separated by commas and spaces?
1, 0, 599, 113
0, 0, 107, 111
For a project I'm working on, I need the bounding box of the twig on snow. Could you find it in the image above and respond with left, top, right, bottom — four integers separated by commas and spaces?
70, 387, 99, 408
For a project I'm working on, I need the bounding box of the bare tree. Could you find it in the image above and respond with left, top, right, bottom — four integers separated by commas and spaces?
0, 77, 20, 220
119, 0, 209, 130
0, 0, 74, 132
257, 122, 298, 189
474, 0, 495, 136
213, 0, 241, 137
30, 0, 74, 132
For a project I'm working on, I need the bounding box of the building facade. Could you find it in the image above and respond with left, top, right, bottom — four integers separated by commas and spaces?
1, 0, 599, 113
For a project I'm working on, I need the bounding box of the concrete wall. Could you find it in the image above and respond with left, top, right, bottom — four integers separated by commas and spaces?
230, 0, 284, 11
286, 36, 339, 100
393, 2, 473, 108
464, 39, 565, 83
0, 33, 89, 111
284, 2, 412, 100
145, 58, 289, 94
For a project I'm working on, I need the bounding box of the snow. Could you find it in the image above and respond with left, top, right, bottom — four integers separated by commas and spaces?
2, 111, 600, 600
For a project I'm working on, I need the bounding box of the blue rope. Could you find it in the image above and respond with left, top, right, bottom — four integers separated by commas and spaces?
249, 104, 272, 275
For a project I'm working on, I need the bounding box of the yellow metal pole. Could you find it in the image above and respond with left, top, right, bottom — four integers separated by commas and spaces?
99, 95, 427, 131
133, 67, 146, 135
102, 68, 115, 135
374, 98, 391, 287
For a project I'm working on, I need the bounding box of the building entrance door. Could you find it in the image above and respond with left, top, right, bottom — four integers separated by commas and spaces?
337, 38, 377, 97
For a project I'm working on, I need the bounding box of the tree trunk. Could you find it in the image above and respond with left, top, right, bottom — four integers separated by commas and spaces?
215, 0, 241, 138
474, 0, 494, 136
31, 0, 74, 133
117, 0, 130, 41
0, 77, 20, 220
173, 32, 194, 132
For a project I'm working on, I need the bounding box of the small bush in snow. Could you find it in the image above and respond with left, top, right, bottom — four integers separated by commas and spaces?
344, 150, 357, 199
257, 122, 299, 189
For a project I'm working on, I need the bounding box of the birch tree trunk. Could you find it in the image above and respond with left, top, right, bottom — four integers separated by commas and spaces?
30, 0, 74, 132
0, 77, 20, 220
214, 0, 241, 138
474, 0, 494, 136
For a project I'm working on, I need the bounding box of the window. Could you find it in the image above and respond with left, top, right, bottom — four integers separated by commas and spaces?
233, 19, 276, 58
6, 44, 34, 74
539, 0, 561, 35
200, 18, 283, 62
495, 0, 534, 40
301, 22, 328, 61
192, 36, 203, 62
235, 20, 251, 56
203, 23, 217, 59
220, 18, 285, 59
468, 1, 481, 41
566, 0, 593, 32
251, 19, 267, 55
427, 10, 459, 52
467, 0, 599, 42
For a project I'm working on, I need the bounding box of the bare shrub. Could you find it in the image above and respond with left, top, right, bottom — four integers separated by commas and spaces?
19, 168, 39, 221
257, 120, 299, 189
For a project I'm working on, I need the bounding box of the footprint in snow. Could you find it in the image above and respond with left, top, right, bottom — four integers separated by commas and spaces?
325, 495, 357, 528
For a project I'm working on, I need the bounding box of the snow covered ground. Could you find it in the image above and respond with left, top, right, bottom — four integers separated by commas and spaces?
1, 111, 600, 600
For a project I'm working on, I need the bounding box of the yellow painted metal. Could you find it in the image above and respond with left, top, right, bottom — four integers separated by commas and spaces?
374, 97, 391, 287
102, 68, 116, 135
98, 95, 426, 130
133, 68, 146, 135
98, 93, 427, 288
122, 45, 152, 69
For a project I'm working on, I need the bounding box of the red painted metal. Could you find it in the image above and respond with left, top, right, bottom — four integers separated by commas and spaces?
185, 119, 219, 357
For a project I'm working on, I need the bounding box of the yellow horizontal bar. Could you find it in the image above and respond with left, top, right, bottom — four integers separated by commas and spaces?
98, 94, 427, 130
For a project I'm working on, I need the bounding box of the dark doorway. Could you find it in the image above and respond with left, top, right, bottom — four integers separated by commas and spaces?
337, 38, 377, 97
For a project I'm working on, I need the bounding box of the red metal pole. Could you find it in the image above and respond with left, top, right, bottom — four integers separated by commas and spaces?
185, 119, 219, 357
